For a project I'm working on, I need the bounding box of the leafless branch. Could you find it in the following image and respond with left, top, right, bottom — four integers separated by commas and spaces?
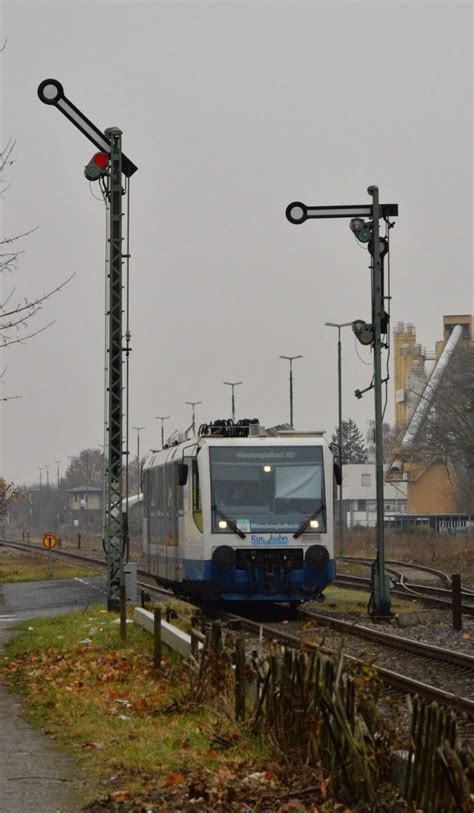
1, 273, 75, 320
1, 320, 55, 348
1, 225, 39, 245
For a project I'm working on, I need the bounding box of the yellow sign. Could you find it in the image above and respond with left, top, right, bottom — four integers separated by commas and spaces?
42, 532, 58, 550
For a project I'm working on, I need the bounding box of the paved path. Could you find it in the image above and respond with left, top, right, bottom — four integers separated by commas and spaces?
0, 577, 107, 812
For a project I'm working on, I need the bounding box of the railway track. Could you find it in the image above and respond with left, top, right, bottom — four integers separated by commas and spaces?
2, 538, 473, 721
337, 555, 474, 615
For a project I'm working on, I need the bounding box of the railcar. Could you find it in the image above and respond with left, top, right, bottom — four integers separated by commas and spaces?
142, 420, 336, 604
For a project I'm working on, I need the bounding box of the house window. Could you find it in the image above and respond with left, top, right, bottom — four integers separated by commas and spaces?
361, 473, 371, 487
74, 495, 78, 503
358, 500, 366, 511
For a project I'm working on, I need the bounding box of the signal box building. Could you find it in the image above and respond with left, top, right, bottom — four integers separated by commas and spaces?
67, 486, 103, 528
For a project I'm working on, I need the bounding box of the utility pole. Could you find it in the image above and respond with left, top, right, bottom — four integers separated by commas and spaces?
155, 416, 170, 449
38, 78, 138, 612
54, 460, 62, 490
286, 189, 398, 619
37, 467, 43, 530
223, 381, 243, 422
44, 464, 51, 488
279, 355, 302, 428
325, 321, 352, 556
186, 401, 202, 435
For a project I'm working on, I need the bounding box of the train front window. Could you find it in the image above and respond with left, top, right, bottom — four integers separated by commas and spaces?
210, 446, 325, 534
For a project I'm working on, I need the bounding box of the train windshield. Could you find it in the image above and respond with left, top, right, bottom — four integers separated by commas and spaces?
210, 445, 325, 534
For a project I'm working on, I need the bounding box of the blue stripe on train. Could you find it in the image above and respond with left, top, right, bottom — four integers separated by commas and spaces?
182, 557, 335, 601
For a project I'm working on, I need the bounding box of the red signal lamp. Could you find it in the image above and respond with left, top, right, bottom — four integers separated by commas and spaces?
84, 151, 109, 181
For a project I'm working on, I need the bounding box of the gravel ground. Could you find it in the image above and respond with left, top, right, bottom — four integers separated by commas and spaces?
304, 603, 474, 654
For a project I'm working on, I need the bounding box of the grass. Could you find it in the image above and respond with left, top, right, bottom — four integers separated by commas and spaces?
339, 529, 474, 579
313, 584, 423, 616
0, 549, 99, 583
0, 605, 271, 810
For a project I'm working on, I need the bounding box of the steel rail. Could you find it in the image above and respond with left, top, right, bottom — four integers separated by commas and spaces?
215, 610, 474, 718
335, 572, 474, 615
299, 607, 474, 669
341, 555, 453, 586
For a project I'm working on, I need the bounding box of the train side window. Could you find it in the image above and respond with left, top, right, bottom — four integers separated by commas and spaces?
192, 459, 203, 532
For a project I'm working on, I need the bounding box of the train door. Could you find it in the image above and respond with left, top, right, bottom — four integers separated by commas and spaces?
165, 462, 180, 582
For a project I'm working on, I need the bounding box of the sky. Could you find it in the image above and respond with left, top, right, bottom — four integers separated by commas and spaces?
1, 0, 472, 486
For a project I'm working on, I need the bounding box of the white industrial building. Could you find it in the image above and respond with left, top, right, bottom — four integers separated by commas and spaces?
339, 464, 408, 529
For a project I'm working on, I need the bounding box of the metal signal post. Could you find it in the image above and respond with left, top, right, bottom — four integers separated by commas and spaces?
106, 127, 125, 611
286, 187, 398, 619
37, 80, 138, 612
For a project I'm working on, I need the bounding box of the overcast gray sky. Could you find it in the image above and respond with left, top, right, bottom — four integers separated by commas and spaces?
1, 0, 472, 486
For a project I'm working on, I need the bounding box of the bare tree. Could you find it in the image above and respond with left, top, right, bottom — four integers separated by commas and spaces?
406, 342, 474, 510
0, 139, 73, 353
366, 420, 397, 463
64, 449, 104, 489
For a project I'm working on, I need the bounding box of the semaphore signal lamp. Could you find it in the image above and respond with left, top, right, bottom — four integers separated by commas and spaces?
84, 151, 109, 182
349, 217, 372, 243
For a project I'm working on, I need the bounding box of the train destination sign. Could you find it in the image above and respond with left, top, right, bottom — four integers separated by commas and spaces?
42, 532, 58, 550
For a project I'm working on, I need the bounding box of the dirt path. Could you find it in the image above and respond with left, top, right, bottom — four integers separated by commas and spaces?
0, 591, 93, 812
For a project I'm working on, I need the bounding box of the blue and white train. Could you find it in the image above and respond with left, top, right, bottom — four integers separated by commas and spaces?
142, 420, 336, 605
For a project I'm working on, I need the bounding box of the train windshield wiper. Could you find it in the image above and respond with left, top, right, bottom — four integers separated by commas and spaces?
213, 504, 246, 539
293, 503, 326, 539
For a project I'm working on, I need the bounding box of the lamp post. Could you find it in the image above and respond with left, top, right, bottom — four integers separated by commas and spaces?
279, 355, 302, 428
54, 460, 62, 489
186, 401, 202, 435
54, 460, 62, 530
223, 382, 243, 422
325, 321, 352, 556
155, 416, 170, 449
37, 467, 43, 530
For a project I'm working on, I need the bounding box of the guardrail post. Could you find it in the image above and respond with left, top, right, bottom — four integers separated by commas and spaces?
235, 634, 246, 722
154, 607, 162, 668
451, 573, 462, 631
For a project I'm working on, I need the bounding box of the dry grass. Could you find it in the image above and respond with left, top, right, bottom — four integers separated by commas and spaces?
341, 529, 474, 577
0, 549, 98, 583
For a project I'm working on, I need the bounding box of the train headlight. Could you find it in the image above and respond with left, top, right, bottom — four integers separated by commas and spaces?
218, 520, 228, 529
263, 465, 272, 473
310, 520, 320, 529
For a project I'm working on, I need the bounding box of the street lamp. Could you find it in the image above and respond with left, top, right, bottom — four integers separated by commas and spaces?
186, 401, 202, 435
325, 321, 353, 556
155, 416, 170, 449
54, 460, 62, 489
279, 355, 303, 428
223, 382, 243, 422
37, 467, 43, 530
